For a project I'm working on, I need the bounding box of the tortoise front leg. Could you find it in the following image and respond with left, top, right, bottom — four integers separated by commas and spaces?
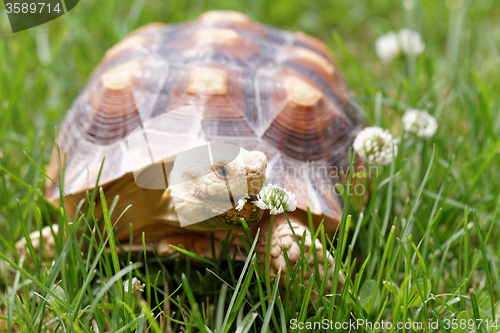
256, 213, 338, 287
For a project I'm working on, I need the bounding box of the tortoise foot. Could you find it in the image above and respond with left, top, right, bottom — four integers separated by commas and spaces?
257, 213, 343, 289
15, 224, 59, 261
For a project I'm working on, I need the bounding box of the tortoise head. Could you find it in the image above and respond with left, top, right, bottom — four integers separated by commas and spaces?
168, 145, 267, 229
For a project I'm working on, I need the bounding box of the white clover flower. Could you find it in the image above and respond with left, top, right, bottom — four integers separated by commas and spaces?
254, 184, 297, 215
353, 126, 398, 166
402, 109, 437, 139
123, 277, 145, 294
235, 194, 250, 211
398, 29, 425, 55
375, 31, 401, 62
376, 29, 425, 61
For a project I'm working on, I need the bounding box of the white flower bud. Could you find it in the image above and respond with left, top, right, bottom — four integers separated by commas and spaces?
398, 29, 425, 55
375, 31, 401, 61
235, 194, 249, 211
123, 277, 145, 294
375, 29, 425, 61
402, 109, 437, 139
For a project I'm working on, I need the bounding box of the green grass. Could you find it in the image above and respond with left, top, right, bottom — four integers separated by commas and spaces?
2, 0, 500, 331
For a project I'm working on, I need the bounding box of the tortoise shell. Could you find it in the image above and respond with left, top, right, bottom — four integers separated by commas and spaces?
47, 10, 363, 230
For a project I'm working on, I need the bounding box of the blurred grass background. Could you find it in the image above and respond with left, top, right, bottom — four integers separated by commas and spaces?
2, 0, 500, 331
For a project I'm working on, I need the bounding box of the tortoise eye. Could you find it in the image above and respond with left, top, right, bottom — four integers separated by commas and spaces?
213, 165, 229, 178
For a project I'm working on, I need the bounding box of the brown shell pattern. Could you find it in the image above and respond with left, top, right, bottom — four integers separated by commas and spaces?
47, 10, 364, 221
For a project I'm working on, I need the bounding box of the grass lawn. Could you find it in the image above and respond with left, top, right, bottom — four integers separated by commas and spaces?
1, 0, 500, 331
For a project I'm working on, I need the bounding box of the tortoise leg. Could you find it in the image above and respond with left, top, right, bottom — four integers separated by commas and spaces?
155, 234, 220, 257
122, 232, 245, 262
15, 224, 58, 261
256, 213, 340, 287
117, 234, 214, 257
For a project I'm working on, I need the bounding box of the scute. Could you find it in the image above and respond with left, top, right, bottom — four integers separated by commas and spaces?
194, 28, 243, 44
283, 75, 323, 107
186, 67, 228, 95
199, 10, 251, 24
292, 47, 335, 75
48, 10, 364, 225
101, 60, 141, 91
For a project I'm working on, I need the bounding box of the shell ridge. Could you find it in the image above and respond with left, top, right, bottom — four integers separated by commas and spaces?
255, 66, 287, 138
135, 59, 171, 123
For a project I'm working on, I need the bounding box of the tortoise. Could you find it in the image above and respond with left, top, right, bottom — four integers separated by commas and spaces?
18, 10, 364, 285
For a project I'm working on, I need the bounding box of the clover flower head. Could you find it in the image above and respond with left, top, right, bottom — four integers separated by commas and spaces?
398, 29, 425, 55
123, 277, 145, 294
254, 184, 297, 215
376, 29, 425, 61
402, 109, 437, 139
235, 194, 250, 211
353, 126, 398, 166
375, 31, 401, 62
